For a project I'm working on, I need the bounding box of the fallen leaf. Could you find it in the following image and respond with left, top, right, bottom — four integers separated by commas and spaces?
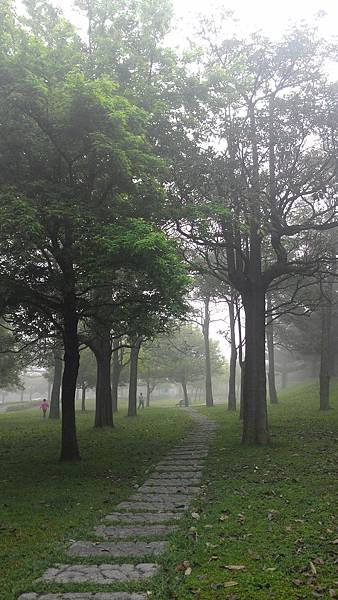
191, 512, 200, 520
224, 581, 239, 588
309, 561, 317, 576
225, 565, 246, 571
185, 567, 192, 576
332, 539, 338, 545
248, 549, 261, 560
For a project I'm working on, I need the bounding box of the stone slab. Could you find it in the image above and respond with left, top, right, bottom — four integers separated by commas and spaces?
129, 493, 191, 503
37, 563, 159, 584
155, 464, 202, 471
19, 595, 147, 600
94, 524, 176, 539
116, 501, 187, 511
68, 540, 167, 558
103, 512, 180, 523
151, 471, 202, 479
174, 446, 208, 451
169, 453, 208, 458
157, 461, 202, 467
139, 486, 200, 495
144, 478, 201, 486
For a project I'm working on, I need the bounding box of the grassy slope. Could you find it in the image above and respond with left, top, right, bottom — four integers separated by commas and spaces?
153, 381, 338, 599
0, 384, 337, 600
0, 405, 192, 600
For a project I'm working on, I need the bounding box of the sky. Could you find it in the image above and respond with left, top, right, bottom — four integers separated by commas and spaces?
49, 0, 338, 43
171, 0, 338, 38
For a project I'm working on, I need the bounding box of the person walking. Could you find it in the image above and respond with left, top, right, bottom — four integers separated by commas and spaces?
39, 398, 49, 418
138, 392, 145, 409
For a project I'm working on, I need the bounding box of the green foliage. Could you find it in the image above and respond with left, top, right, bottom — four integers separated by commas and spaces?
143, 325, 225, 387
0, 326, 23, 389
77, 347, 97, 389
0, 1, 189, 342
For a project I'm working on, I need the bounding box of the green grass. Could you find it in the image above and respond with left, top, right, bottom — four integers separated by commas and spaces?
0, 405, 193, 600
1, 383, 337, 600
150, 381, 338, 599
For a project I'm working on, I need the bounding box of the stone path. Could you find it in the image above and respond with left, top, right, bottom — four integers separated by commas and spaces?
19, 409, 217, 600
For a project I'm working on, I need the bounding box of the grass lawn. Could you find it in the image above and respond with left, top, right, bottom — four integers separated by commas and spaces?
0, 383, 337, 600
0, 404, 193, 600
153, 381, 338, 599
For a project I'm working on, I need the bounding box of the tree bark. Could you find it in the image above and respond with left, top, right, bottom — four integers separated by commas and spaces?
92, 331, 113, 427
49, 346, 63, 420
182, 380, 189, 406
146, 376, 151, 407
236, 298, 245, 420
60, 299, 80, 461
81, 382, 86, 412
239, 361, 245, 420
202, 296, 214, 406
228, 295, 237, 410
242, 285, 269, 444
128, 338, 141, 417
241, 103, 269, 445
319, 281, 334, 411
111, 339, 120, 413
266, 295, 278, 404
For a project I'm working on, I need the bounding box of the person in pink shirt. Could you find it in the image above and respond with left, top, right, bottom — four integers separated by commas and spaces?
39, 399, 49, 418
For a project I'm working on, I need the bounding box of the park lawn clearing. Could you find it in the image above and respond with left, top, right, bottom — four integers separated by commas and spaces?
151, 382, 338, 599
0, 405, 192, 600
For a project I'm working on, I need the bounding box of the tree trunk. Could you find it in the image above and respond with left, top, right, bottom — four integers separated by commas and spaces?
239, 361, 245, 420
203, 296, 214, 406
266, 295, 278, 404
228, 296, 237, 410
93, 332, 113, 427
242, 286, 269, 445
49, 347, 63, 420
60, 300, 80, 461
240, 104, 269, 444
146, 377, 151, 407
128, 339, 141, 417
111, 339, 120, 413
81, 382, 86, 412
182, 380, 189, 407
236, 298, 244, 420
319, 282, 334, 411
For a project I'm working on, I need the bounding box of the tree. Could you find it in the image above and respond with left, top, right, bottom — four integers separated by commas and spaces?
50, 342, 63, 419
111, 338, 130, 412
145, 326, 224, 406
139, 342, 170, 406
77, 346, 97, 412
0, 2, 188, 459
170, 22, 337, 443
266, 294, 278, 404
0, 325, 23, 391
